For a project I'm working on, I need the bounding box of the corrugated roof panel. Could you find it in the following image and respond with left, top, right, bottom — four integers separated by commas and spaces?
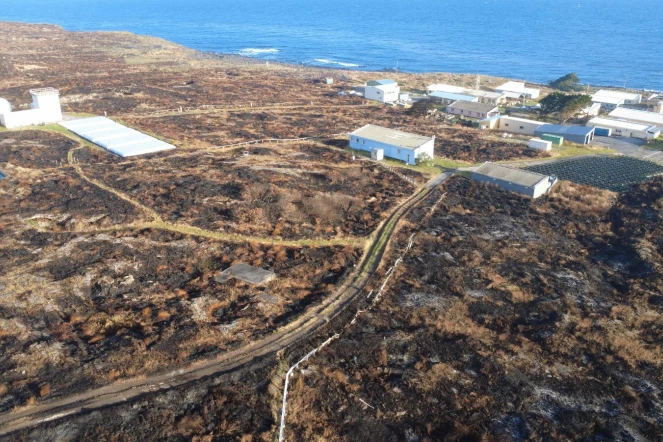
474, 162, 549, 188
350, 124, 433, 149
429, 91, 479, 102
60, 117, 176, 157
534, 124, 595, 136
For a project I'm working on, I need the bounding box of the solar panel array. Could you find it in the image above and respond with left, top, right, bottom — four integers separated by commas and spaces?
526, 156, 663, 192
60, 117, 176, 157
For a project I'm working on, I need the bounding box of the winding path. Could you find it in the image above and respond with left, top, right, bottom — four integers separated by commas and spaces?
0, 171, 453, 438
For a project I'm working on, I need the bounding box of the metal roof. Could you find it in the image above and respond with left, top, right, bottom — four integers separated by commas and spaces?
429, 91, 478, 102
609, 108, 663, 127
367, 79, 397, 86
447, 100, 498, 113
350, 124, 433, 150
500, 116, 544, 125
474, 162, 549, 188
495, 81, 539, 95
428, 84, 504, 99
591, 95, 624, 105
534, 124, 595, 136
592, 89, 641, 101
588, 117, 657, 132
60, 117, 176, 157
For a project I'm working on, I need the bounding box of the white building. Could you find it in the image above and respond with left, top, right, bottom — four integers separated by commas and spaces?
349, 124, 434, 165
364, 79, 400, 103
427, 84, 507, 105
495, 81, 540, 100
579, 102, 602, 117
0, 88, 63, 129
472, 162, 557, 199
588, 117, 661, 140
592, 90, 642, 108
484, 115, 544, 135
446, 101, 499, 119
608, 107, 663, 128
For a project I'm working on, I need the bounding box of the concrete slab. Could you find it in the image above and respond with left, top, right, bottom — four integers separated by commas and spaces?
214, 263, 275, 285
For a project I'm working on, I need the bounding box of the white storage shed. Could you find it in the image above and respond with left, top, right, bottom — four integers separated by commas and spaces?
365, 79, 400, 103
587, 117, 660, 140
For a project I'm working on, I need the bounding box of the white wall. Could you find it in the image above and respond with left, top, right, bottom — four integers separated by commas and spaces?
497, 117, 542, 135
532, 177, 556, 199
32, 93, 63, 122
0, 109, 53, 129
349, 135, 433, 165
365, 85, 400, 103
0, 91, 63, 129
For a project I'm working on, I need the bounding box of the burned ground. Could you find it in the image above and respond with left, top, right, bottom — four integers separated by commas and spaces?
0, 131, 76, 169
433, 127, 547, 163
13, 177, 663, 442
127, 107, 545, 164
281, 177, 663, 441
0, 166, 142, 231
0, 227, 361, 411
82, 143, 414, 239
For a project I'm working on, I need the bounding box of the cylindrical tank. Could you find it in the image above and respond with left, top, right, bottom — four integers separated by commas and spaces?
0, 98, 12, 115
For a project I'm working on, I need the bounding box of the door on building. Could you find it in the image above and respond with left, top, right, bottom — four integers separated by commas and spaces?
407, 154, 410, 164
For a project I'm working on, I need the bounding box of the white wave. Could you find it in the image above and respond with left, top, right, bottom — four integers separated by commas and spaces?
314, 58, 359, 67
239, 48, 280, 56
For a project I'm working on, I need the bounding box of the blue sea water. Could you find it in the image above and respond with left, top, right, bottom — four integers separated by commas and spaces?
2, 0, 662, 90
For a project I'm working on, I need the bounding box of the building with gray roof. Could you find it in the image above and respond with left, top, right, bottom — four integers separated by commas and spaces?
349, 124, 434, 165
472, 162, 557, 199
447, 100, 499, 119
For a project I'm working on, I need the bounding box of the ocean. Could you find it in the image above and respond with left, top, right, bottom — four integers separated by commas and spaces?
2, 0, 662, 90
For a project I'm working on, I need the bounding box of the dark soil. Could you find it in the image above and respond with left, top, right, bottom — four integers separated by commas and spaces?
0, 227, 360, 411
282, 177, 663, 441
84, 147, 415, 239
0, 131, 76, 169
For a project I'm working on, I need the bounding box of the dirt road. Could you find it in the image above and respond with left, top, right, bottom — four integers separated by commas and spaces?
0, 172, 453, 438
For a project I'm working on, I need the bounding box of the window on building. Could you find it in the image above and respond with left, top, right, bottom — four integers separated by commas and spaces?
520, 126, 524, 130
505, 123, 510, 127
362, 140, 365, 144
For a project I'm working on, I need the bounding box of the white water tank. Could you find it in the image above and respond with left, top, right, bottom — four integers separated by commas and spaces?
528, 138, 552, 151
0, 98, 12, 115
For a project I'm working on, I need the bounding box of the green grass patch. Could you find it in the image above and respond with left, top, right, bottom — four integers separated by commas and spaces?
551, 142, 616, 158
346, 147, 474, 178
646, 137, 663, 151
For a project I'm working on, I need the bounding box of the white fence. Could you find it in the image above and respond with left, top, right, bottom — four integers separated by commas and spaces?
278, 234, 416, 442
126, 101, 367, 117
215, 133, 349, 149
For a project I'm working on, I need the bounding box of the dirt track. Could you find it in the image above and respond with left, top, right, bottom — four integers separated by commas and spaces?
0, 172, 452, 438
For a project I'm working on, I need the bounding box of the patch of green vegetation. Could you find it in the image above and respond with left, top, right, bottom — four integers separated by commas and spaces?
551, 142, 616, 159
646, 137, 663, 151
346, 147, 473, 178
